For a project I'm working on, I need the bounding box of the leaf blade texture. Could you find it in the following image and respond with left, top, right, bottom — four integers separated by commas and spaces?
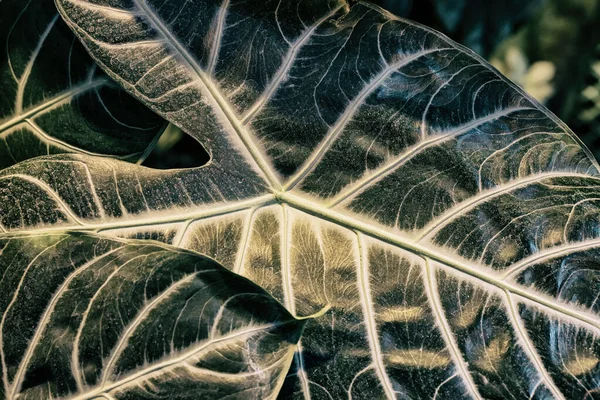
0, 233, 302, 399
1, 0, 600, 397
0, 0, 166, 169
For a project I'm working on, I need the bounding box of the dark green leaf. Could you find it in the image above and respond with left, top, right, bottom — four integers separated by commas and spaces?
0, 0, 166, 169
0, 0, 598, 398
0, 232, 302, 399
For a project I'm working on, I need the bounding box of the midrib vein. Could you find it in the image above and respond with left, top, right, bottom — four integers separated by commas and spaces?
9, 195, 274, 235
501, 237, 600, 279
417, 171, 600, 242
7, 187, 600, 333
285, 47, 453, 191
328, 106, 536, 207
1, 237, 69, 397
0, 174, 87, 227
280, 205, 312, 400
423, 260, 482, 400
133, 0, 281, 190
99, 274, 197, 387
356, 233, 395, 399
25, 119, 140, 160
233, 208, 256, 274
281, 204, 296, 315
504, 291, 565, 400
69, 0, 143, 16
15, 15, 59, 114
278, 192, 600, 332
9, 246, 126, 399
206, 0, 230, 74
0, 79, 109, 133
241, 5, 345, 124
359, 0, 600, 178
71, 249, 168, 391
67, 324, 274, 400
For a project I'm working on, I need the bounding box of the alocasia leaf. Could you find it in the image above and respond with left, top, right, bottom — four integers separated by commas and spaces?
1, 0, 600, 398
0, 0, 166, 169
0, 232, 303, 399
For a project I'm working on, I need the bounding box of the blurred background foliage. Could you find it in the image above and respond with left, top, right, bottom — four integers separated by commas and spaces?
370, 0, 600, 159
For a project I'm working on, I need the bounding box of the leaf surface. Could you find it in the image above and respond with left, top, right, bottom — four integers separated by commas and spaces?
0, 0, 165, 169
0, 232, 302, 399
3, 0, 600, 398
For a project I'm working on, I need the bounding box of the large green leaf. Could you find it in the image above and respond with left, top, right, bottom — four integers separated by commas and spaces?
2, 0, 600, 398
0, 0, 165, 169
0, 232, 302, 399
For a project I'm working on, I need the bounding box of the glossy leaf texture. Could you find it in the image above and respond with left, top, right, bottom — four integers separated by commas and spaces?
0, 232, 303, 399
1, 0, 599, 398
0, 0, 166, 169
